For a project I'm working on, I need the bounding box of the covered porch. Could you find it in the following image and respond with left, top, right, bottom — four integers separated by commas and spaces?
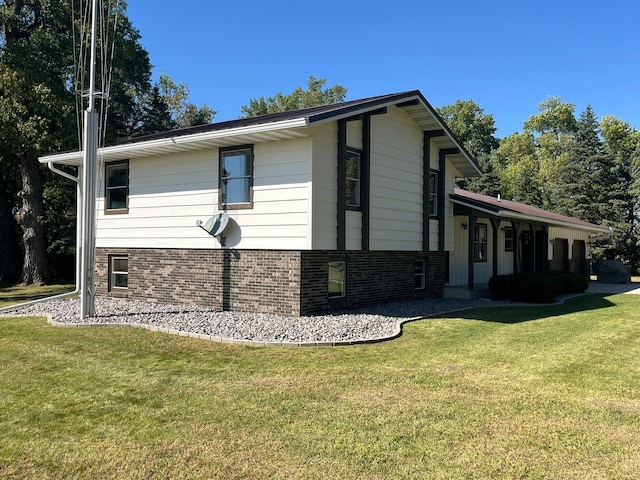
444, 189, 609, 298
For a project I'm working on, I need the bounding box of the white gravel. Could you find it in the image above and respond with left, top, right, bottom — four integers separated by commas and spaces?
1, 296, 495, 345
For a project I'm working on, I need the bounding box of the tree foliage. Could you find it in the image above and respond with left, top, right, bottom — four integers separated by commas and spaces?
240, 76, 347, 118
0, 0, 212, 284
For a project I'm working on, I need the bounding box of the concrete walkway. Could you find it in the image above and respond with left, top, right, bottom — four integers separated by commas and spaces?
586, 281, 640, 295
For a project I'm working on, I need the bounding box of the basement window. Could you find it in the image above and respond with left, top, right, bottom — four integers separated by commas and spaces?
415, 260, 426, 290
109, 255, 128, 290
328, 261, 346, 298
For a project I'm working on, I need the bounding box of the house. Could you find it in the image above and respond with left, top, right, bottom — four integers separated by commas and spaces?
446, 189, 609, 297
40, 90, 606, 315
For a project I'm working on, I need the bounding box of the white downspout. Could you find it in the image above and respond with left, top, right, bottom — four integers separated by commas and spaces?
0, 163, 82, 313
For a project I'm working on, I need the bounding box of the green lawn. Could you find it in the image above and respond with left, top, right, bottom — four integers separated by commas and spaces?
1, 287, 639, 479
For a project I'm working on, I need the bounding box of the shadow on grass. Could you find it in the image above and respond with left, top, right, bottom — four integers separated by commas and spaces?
0, 283, 75, 307
442, 293, 617, 324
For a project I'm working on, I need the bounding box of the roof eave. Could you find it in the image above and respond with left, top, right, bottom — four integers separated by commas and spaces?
39, 117, 310, 166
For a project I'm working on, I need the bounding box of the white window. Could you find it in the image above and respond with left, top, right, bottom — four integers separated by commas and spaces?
220, 146, 253, 208
345, 149, 360, 207
109, 255, 128, 290
415, 260, 426, 290
105, 161, 129, 212
328, 261, 346, 298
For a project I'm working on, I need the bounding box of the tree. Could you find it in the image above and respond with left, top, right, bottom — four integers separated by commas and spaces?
156, 72, 215, 129
436, 100, 500, 195
0, 0, 153, 284
601, 115, 640, 270
240, 76, 347, 118
494, 131, 542, 206
523, 96, 577, 210
0, 0, 76, 284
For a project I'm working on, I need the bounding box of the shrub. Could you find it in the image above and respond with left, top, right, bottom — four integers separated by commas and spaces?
488, 270, 588, 303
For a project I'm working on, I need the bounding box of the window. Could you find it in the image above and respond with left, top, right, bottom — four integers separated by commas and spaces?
220, 146, 253, 208
109, 255, 128, 290
415, 260, 426, 290
345, 149, 361, 207
328, 261, 346, 298
474, 224, 488, 262
429, 171, 438, 216
504, 227, 514, 252
105, 161, 129, 212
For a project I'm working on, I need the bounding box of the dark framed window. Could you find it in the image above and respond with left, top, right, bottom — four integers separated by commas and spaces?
429, 170, 438, 217
474, 224, 488, 262
109, 255, 128, 290
504, 227, 514, 252
220, 146, 253, 209
415, 260, 426, 290
328, 261, 346, 298
105, 160, 129, 213
345, 149, 361, 208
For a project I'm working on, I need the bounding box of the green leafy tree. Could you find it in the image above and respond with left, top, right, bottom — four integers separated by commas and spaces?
0, 0, 154, 284
240, 76, 347, 118
495, 131, 542, 206
436, 100, 500, 195
523, 96, 577, 210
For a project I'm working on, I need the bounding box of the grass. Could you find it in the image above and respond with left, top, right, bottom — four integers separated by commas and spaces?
1, 285, 639, 479
0, 282, 75, 308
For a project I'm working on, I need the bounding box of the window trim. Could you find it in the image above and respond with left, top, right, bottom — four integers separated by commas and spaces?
104, 160, 129, 214
428, 170, 438, 217
219, 145, 254, 210
328, 260, 346, 299
345, 148, 361, 209
108, 255, 129, 291
414, 259, 426, 290
473, 223, 488, 263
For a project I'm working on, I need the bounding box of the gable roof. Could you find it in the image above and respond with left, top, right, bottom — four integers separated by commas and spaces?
39, 90, 481, 177
450, 188, 610, 233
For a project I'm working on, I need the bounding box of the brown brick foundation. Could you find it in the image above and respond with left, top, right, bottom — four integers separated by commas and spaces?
96, 248, 448, 316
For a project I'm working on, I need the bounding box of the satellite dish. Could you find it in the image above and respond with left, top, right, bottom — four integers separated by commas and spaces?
196, 211, 229, 238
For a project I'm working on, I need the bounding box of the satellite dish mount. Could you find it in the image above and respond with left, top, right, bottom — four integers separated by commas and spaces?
196, 211, 229, 245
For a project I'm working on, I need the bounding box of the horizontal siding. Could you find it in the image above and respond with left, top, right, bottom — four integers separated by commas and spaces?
369, 106, 424, 251
96, 138, 313, 250
311, 124, 338, 249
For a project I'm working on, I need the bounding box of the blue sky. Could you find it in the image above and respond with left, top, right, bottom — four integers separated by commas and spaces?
126, 0, 639, 138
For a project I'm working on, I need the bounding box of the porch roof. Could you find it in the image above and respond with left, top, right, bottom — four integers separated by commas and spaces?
450, 189, 610, 233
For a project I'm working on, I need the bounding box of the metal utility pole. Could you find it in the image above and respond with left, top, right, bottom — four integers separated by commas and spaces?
80, 0, 99, 318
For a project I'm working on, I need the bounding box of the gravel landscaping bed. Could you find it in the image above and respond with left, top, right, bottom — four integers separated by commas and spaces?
2, 296, 495, 345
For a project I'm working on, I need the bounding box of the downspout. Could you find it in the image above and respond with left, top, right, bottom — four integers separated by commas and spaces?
0, 162, 81, 313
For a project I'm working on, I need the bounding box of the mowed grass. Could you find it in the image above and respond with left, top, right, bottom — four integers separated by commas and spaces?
1, 287, 639, 479
0, 283, 75, 308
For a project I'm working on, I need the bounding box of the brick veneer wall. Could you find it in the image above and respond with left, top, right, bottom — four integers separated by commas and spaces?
95, 248, 448, 316
95, 248, 303, 316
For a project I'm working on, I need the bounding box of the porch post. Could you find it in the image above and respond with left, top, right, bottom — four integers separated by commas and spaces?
467, 214, 475, 290
490, 218, 499, 278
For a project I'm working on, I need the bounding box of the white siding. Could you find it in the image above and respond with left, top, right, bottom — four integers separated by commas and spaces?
346, 211, 362, 250
369, 106, 424, 251
96, 138, 313, 250
548, 226, 593, 259
311, 124, 338, 249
